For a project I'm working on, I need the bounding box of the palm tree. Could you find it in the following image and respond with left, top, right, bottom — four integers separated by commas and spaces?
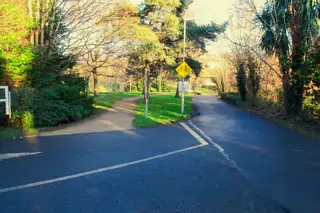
256, 0, 318, 115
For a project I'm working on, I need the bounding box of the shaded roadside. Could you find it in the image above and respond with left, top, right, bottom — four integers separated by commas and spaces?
218, 92, 320, 140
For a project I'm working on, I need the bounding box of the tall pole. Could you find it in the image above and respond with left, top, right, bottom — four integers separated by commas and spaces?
145, 68, 148, 119
183, 19, 186, 62
181, 19, 187, 114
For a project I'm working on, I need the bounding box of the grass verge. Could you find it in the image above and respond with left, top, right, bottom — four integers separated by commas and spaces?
134, 94, 193, 128
0, 128, 24, 140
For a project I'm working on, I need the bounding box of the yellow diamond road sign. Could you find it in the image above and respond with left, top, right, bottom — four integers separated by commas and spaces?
176, 62, 192, 79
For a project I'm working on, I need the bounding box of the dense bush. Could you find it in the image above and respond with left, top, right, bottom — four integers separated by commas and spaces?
11, 75, 93, 128
0, 1, 94, 129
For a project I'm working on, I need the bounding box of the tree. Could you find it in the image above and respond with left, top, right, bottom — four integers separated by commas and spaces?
128, 25, 165, 99
127, 25, 165, 118
0, 0, 96, 128
77, 2, 139, 96
236, 60, 247, 101
139, 0, 181, 95
255, 0, 318, 115
247, 54, 260, 99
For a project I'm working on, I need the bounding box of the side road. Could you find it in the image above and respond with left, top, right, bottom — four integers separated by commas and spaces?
40, 96, 143, 136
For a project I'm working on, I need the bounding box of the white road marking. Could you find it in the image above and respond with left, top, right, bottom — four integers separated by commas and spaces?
187, 121, 224, 151
187, 120, 245, 175
180, 122, 208, 145
0, 144, 205, 193
0, 152, 42, 161
292, 149, 315, 156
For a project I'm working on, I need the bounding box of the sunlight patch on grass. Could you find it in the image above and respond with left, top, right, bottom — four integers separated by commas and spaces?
134, 94, 193, 128
94, 92, 142, 111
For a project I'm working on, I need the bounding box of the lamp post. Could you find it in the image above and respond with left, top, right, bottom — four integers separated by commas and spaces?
181, 19, 187, 114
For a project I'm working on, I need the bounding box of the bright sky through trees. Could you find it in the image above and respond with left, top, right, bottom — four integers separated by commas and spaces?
130, 0, 233, 24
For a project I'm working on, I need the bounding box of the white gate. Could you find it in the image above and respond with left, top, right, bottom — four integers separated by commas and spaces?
0, 86, 11, 118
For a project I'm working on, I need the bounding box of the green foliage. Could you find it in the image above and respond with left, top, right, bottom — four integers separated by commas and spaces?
0, 3, 33, 47
0, 1, 95, 131
0, 53, 6, 82
0, 3, 35, 86
304, 100, 320, 118
11, 76, 94, 128
256, 2, 290, 56
186, 21, 227, 51
130, 26, 164, 58
142, 0, 182, 39
22, 111, 35, 129
304, 36, 320, 118
177, 0, 194, 15
145, 0, 181, 9
185, 58, 202, 76
6, 47, 34, 86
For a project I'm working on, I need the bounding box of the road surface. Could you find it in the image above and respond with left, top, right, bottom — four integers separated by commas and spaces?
0, 96, 319, 213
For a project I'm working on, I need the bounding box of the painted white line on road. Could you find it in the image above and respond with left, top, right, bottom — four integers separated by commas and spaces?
0, 144, 205, 194
187, 121, 224, 152
180, 122, 208, 145
187, 120, 245, 175
0, 152, 42, 161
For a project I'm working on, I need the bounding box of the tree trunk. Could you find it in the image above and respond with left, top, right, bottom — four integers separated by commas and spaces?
49, 0, 57, 44
175, 82, 180, 98
144, 68, 150, 119
35, 0, 40, 45
28, 0, 34, 45
145, 69, 150, 102
84, 75, 90, 96
289, 0, 304, 116
40, 0, 46, 47
93, 68, 99, 96
147, 76, 150, 101
129, 78, 132, 93
282, 74, 292, 113
158, 69, 162, 92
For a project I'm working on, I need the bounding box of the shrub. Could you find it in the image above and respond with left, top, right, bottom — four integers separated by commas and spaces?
247, 56, 260, 98
11, 75, 93, 128
236, 61, 247, 101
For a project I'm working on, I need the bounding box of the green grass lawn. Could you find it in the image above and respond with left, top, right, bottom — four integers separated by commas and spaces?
134, 94, 193, 128
94, 92, 142, 111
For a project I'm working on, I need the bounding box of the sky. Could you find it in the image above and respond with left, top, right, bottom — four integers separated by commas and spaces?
130, 0, 234, 25
185, 0, 233, 24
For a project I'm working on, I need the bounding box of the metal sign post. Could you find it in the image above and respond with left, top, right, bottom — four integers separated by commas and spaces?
176, 62, 192, 114
145, 69, 148, 119
182, 19, 186, 114
179, 81, 189, 113
175, 19, 193, 114
0, 86, 11, 119
182, 78, 185, 114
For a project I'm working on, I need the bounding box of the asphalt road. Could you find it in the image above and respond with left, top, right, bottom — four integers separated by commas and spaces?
0, 96, 319, 213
